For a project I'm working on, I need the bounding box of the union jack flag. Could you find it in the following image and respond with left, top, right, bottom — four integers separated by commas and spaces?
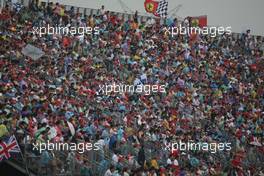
0, 135, 21, 161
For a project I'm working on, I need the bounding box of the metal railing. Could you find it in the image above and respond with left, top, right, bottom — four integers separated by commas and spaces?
1, 0, 264, 175
15, 135, 264, 176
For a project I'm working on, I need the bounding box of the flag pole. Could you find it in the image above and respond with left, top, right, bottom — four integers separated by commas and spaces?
14, 135, 31, 176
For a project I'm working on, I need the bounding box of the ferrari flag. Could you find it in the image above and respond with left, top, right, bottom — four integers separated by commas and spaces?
144, 0, 159, 13
144, 0, 168, 18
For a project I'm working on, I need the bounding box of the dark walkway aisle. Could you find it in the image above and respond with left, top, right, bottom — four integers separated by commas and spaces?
0, 161, 27, 176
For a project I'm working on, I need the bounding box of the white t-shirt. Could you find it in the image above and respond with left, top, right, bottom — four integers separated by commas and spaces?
112, 154, 119, 165
104, 169, 112, 176
100, 8, 105, 15
97, 139, 105, 151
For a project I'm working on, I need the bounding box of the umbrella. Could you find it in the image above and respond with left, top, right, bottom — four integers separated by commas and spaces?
22, 44, 45, 60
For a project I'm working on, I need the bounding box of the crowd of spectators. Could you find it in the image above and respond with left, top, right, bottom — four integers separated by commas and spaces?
0, 0, 263, 175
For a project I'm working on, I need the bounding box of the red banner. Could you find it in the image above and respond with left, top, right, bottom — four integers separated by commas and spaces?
191, 15, 207, 28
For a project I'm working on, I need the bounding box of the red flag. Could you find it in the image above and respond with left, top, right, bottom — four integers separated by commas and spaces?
191, 15, 207, 28
144, 0, 159, 14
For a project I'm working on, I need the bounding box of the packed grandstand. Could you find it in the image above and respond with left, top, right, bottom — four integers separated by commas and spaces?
0, 0, 263, 175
